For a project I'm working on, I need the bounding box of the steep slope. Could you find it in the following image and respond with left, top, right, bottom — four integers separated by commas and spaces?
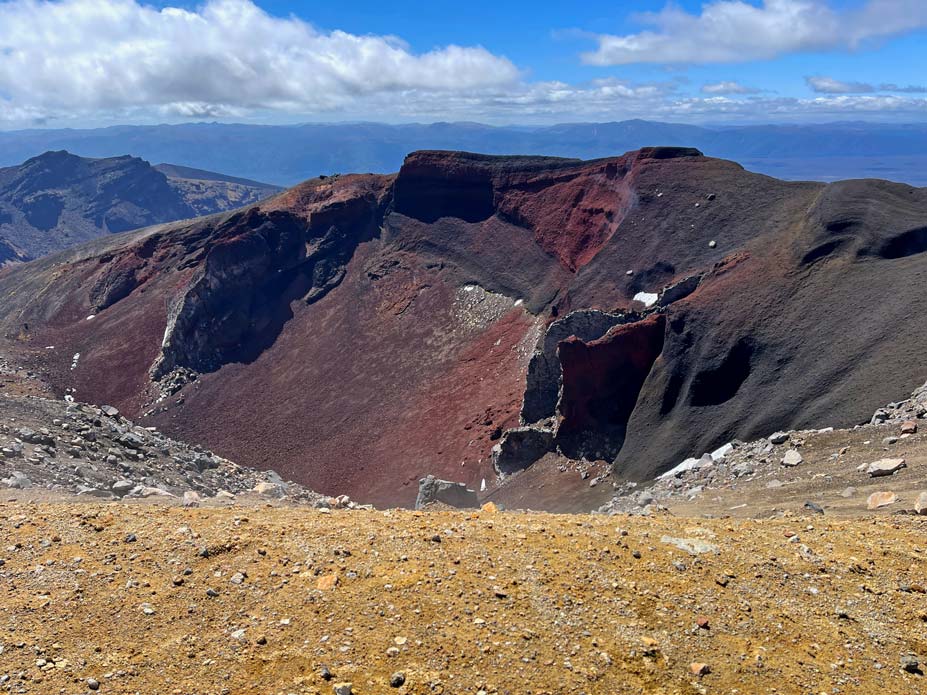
0, 151, 280, 262
1, 148, 927, 509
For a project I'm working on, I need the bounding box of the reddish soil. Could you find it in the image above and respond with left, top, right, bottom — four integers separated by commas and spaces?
3, 149, 927, 510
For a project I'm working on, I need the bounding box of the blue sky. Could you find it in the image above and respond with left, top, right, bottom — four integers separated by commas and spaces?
1, 0, 926, 128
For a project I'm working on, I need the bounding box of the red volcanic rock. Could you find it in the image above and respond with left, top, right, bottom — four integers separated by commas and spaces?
4, 149, 927, 510
557, 314, 666, 460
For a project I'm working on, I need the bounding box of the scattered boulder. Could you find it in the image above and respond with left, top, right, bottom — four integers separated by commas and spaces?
2, 471, 31, 489
780, 450, 803, 467
252, 481, 286, 498
112, 480, 134, 497
901, 421, 918, 435
867, 491, 898, 510
914, 492, 927, 515
768, 432, 789, 445
866, 458, 906, 477
415, 475, 478, 510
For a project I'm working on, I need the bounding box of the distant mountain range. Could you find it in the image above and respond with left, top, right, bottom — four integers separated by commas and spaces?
2, 120, 927, 186
0, 151, 280, 261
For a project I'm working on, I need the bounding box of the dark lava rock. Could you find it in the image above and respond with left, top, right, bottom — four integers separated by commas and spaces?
492, 426, 555, 476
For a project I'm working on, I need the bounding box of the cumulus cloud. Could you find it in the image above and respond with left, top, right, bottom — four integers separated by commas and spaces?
701, 81, 760, 95
0, 0, 519, 122
806, 76, 927, 94
583, 0, 927, 65
0, 0, 925, 127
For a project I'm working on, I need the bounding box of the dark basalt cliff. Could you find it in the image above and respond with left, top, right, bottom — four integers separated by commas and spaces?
2, 147, 927, 508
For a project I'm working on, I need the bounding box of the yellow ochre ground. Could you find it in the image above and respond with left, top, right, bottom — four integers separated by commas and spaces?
1, 502, 925, 694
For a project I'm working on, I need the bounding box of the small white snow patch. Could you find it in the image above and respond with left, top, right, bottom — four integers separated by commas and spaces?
513, 299, 523, 307
659, 457, 702, 479
463, 285, 476, 292
633, 291, 659, 307
86, 315, 96, 321
70, 353, 80, 370
480, 478, 487, 492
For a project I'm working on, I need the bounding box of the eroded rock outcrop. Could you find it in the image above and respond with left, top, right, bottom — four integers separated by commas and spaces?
152, 183, 389, 378
521, 310, 630, 424
557, 314, 667, 460
491, 426, 556, 476
415, 475, 479, 509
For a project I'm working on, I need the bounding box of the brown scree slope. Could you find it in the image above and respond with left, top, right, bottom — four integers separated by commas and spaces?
1, 148, 927, 507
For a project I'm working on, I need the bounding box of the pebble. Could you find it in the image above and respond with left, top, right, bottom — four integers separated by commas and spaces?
333, 683, 353, 695
87, 677, 100, 690
390, 672, 406, 687
205, 588, 219, 597
689, 662, 711, 676
901, 654, 920, 674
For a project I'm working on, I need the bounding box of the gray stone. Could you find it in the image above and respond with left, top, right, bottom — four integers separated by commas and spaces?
112, 480, 134, 496
866, 458, 906, 477
415, 475, 478, 510
901, 654, 920, 674
781, 449, 803, 467
660, 535, 719, 555
768, 432, 790, 445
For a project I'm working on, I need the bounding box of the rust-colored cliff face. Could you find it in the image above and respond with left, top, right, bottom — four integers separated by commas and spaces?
3, 148, 927, 508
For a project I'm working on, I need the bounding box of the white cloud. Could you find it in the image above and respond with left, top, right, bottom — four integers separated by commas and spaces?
583, 0, 927, 66
807, 75, 927, 94
0, 0, 519, 121
806, 76, 875, 93
0, 0, 925, 128
702, 81, 760, 94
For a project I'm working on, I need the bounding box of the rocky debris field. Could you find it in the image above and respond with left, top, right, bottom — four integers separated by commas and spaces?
0, 502, 925, 694
0, 393, 324, 506
602, 379, 927, 519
